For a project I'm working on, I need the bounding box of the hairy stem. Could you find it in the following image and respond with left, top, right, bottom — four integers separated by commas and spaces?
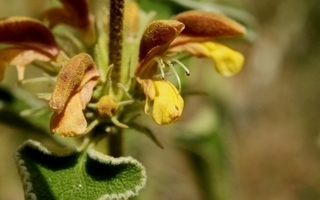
107, 0, 125, 157
108, 131, 123, 157
108, 0, 124, 91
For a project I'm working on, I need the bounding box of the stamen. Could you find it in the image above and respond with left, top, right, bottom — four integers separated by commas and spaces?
155, 57, 166, 79
164, 60, 182, 93
170, 58, 191, 77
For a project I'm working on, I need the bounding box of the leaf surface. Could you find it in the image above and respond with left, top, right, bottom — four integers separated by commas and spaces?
14, 140, 146, 200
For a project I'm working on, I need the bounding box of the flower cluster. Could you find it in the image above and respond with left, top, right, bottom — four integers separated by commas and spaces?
0, 0, 245, 137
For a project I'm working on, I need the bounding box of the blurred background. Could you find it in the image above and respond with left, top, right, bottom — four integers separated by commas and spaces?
1, 0, 320, 199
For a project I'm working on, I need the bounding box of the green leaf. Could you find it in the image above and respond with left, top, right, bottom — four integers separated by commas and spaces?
14, 140, 146, 200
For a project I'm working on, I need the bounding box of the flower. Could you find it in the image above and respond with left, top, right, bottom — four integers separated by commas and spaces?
170, 10, 245, 76
135, 10, 245, 124
136, 77, 184, 125
42, 0, 96, 44
0, 17, 59, 81
49, 53, 100, 137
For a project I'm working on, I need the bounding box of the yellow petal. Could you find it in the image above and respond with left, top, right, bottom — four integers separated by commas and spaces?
169, 41, 244, 76
152, 80, 184, 125
203, 42, 244, 76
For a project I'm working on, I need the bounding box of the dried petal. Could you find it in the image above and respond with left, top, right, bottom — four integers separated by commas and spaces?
96, 95, 118, 118
49, 53, 99, 137
135, 20, 184, 78
152, 80, 184, 125
0, 17, 59, 57
136, 77, 156, 114
136, 77, 155, 100
50, 77, 99, 137
0, 47, 51, 81
50, 92, 87, 137
49, 53, 99, 113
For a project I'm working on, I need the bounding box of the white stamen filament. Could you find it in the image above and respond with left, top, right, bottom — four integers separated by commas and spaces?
170, 58, 190, 76
155, 57, 166, 79
164, 60, 182, 93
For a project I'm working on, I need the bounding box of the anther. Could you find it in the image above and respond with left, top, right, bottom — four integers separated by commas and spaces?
171, 58, 191, 77
164, 60, 182, 93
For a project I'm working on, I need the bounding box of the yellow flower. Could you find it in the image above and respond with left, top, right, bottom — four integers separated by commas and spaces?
152, 80, 184, 125
169, 10, 245, 76
169, 41, 244, 76
135, 10, 245, 125
137, 78, 183, 125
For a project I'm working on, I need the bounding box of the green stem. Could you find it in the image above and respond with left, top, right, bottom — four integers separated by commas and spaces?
108, 0, 124, 92
108, 130, 123, 157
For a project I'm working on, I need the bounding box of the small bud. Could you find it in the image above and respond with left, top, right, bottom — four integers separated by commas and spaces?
124, 1, 140, 38
96, 95, 118, 118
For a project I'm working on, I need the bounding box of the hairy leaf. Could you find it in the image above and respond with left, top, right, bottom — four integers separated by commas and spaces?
14, 140, 146, 200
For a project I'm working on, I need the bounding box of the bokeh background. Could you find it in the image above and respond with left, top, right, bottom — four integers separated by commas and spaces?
1, 0, 320, 199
